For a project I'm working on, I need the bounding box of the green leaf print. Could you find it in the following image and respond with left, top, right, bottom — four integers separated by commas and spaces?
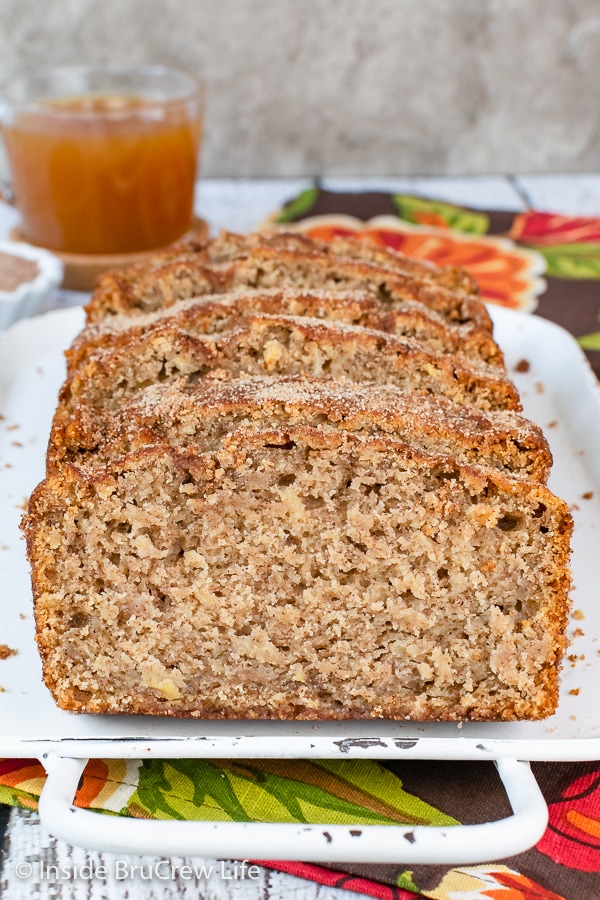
392, 195, 490, 235
578, 331, 600, 350
396, 870, 420, 892
0, 785, 39, 811
130, 759, 253, 821
316, 760, 458, 826
210, 760, 411, 825
273, 186, 319, 223
126, 758, 460, 827
531, 243, 600, 279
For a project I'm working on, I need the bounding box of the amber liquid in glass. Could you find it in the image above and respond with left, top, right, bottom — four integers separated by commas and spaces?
3, 94, 201, 255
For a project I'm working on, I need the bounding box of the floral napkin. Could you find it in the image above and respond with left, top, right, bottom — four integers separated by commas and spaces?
1, 757, 599, 899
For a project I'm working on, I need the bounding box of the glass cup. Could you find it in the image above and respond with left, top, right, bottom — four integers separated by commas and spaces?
0, 65, 204, 256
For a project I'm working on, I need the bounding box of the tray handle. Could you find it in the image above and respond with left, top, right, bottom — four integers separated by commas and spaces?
39, 755, 548, 864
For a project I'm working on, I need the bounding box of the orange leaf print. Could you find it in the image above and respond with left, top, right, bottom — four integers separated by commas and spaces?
482, 870, 566, 900
0, 758, 46, 789
299, 224, 357, 244
413, 211, 449, 229
75, 759, 111, 807
566, 808, 600, 839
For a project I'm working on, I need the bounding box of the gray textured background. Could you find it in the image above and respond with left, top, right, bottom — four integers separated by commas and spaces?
0, 0, 599, 177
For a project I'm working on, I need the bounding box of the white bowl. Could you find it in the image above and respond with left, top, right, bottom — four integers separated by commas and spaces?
0, 240, 64, 329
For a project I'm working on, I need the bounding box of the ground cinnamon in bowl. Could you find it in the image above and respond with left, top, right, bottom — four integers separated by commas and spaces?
0, 240, 64, 329
0, 251, 39, 292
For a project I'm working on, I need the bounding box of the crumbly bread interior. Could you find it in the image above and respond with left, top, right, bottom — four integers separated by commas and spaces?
171, 229, 480, 294
85, 229, 480, 323
27, 433, 571, 720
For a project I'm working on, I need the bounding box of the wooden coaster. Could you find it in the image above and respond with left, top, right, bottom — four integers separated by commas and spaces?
9, 216, 209, 292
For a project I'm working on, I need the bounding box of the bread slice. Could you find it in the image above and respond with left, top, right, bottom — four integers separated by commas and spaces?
85, 243, 491, 331
84, 229, 478, 318
71, 287, 504, 375
171, 229, 481, 295
50, 374, 550, 482
24, 412, 572, 720
54, 314, 520, 462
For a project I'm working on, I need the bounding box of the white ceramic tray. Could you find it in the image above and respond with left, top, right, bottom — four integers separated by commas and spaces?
1, 305, 599, 863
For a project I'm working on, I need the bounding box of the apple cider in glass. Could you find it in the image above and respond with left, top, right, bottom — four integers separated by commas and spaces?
0, 67, 204, 255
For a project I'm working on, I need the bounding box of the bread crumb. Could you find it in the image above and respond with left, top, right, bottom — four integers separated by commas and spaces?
0, 645, 17, 659
572, 628, 584, 638
569, 688, 580, 696
572, 609, 586, 620
515, 359, 530, 373
547, 421, 558, 428
582, 491, 594, 500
